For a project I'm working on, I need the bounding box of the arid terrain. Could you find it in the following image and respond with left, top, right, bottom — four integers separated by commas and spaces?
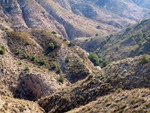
0, 0, 150, 113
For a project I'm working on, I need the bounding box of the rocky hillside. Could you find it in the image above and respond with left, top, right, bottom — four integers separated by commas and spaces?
0, 17, 98, 103
0, 0, 122, 40
0, 95, 44, 113
68, 88, 150, 113
1, 0, 150, 40
75, 19, 150, 62
39, 55, 150, 112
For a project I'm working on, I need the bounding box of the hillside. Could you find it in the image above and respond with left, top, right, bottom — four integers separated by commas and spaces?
75, 19, 150, 62
0, 0, 150, 113
0, 17, 99, 103
39, 55, 150, 112
68, 88, 150, 113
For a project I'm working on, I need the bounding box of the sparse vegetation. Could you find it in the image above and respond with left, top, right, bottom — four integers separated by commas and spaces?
140, 54, 149, 64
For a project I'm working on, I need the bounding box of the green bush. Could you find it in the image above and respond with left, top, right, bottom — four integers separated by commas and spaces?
25, 66, 29, 71
39, 59, 46, 65
115, 46, 120, 51
16, 50, 21, 55
31, 56, 36, 62
0, 49, 5, 55
51, 31, 57, 34
57, 68, 62, 74
25, 41, 30, 45
58, 74, 64, 83
68, 41, 75, 47
49, 42, 55, 50
19, 62, 22, 65
141, 54, 149, 64
1, 27, 6, 31
52, 62, 57, 69
65, 56, 70, 63
0, 46, 5, 55
63, 38, 67, 41
102, 60, 109, 68
88, 52, 99, 66
23, 53, 27, 58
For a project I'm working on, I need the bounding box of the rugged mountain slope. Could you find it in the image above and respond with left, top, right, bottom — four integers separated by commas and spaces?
0, 17, 98, 102
39, 55, 150, 112
68, 88, 150, 113
0, 0, 122, 40
75, 19, 150, 62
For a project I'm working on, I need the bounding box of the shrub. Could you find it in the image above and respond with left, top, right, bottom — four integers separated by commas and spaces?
16, 50, 21, 55
58, 74, 64, 83
95, 33, 99, 36
68, 41, 75, 47
102, 60, 109, 68
1, 46, 5, 50
49, 42, 55, 50
1, 27, 6, 31
0, 46, 5, 55
138, 41, 143, 47
25, 41, 30, 45
31, 56, 36, 62
115, 46, 120, 51
57, 68, 62, 74
19, 62, 22, 65
52, 62, 57, 69
23, 53, 27, 58
88, 52, 99, 66
51, 31, 57, 34
141, 54, 149, 64
39, 59, 46, 65
0, 49, 5, 55
65, 56, 70, 63
25, 66, 29, 71
63, 38, 67, 41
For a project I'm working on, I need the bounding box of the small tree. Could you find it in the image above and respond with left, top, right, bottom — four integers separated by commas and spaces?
88, 52, 99, 66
